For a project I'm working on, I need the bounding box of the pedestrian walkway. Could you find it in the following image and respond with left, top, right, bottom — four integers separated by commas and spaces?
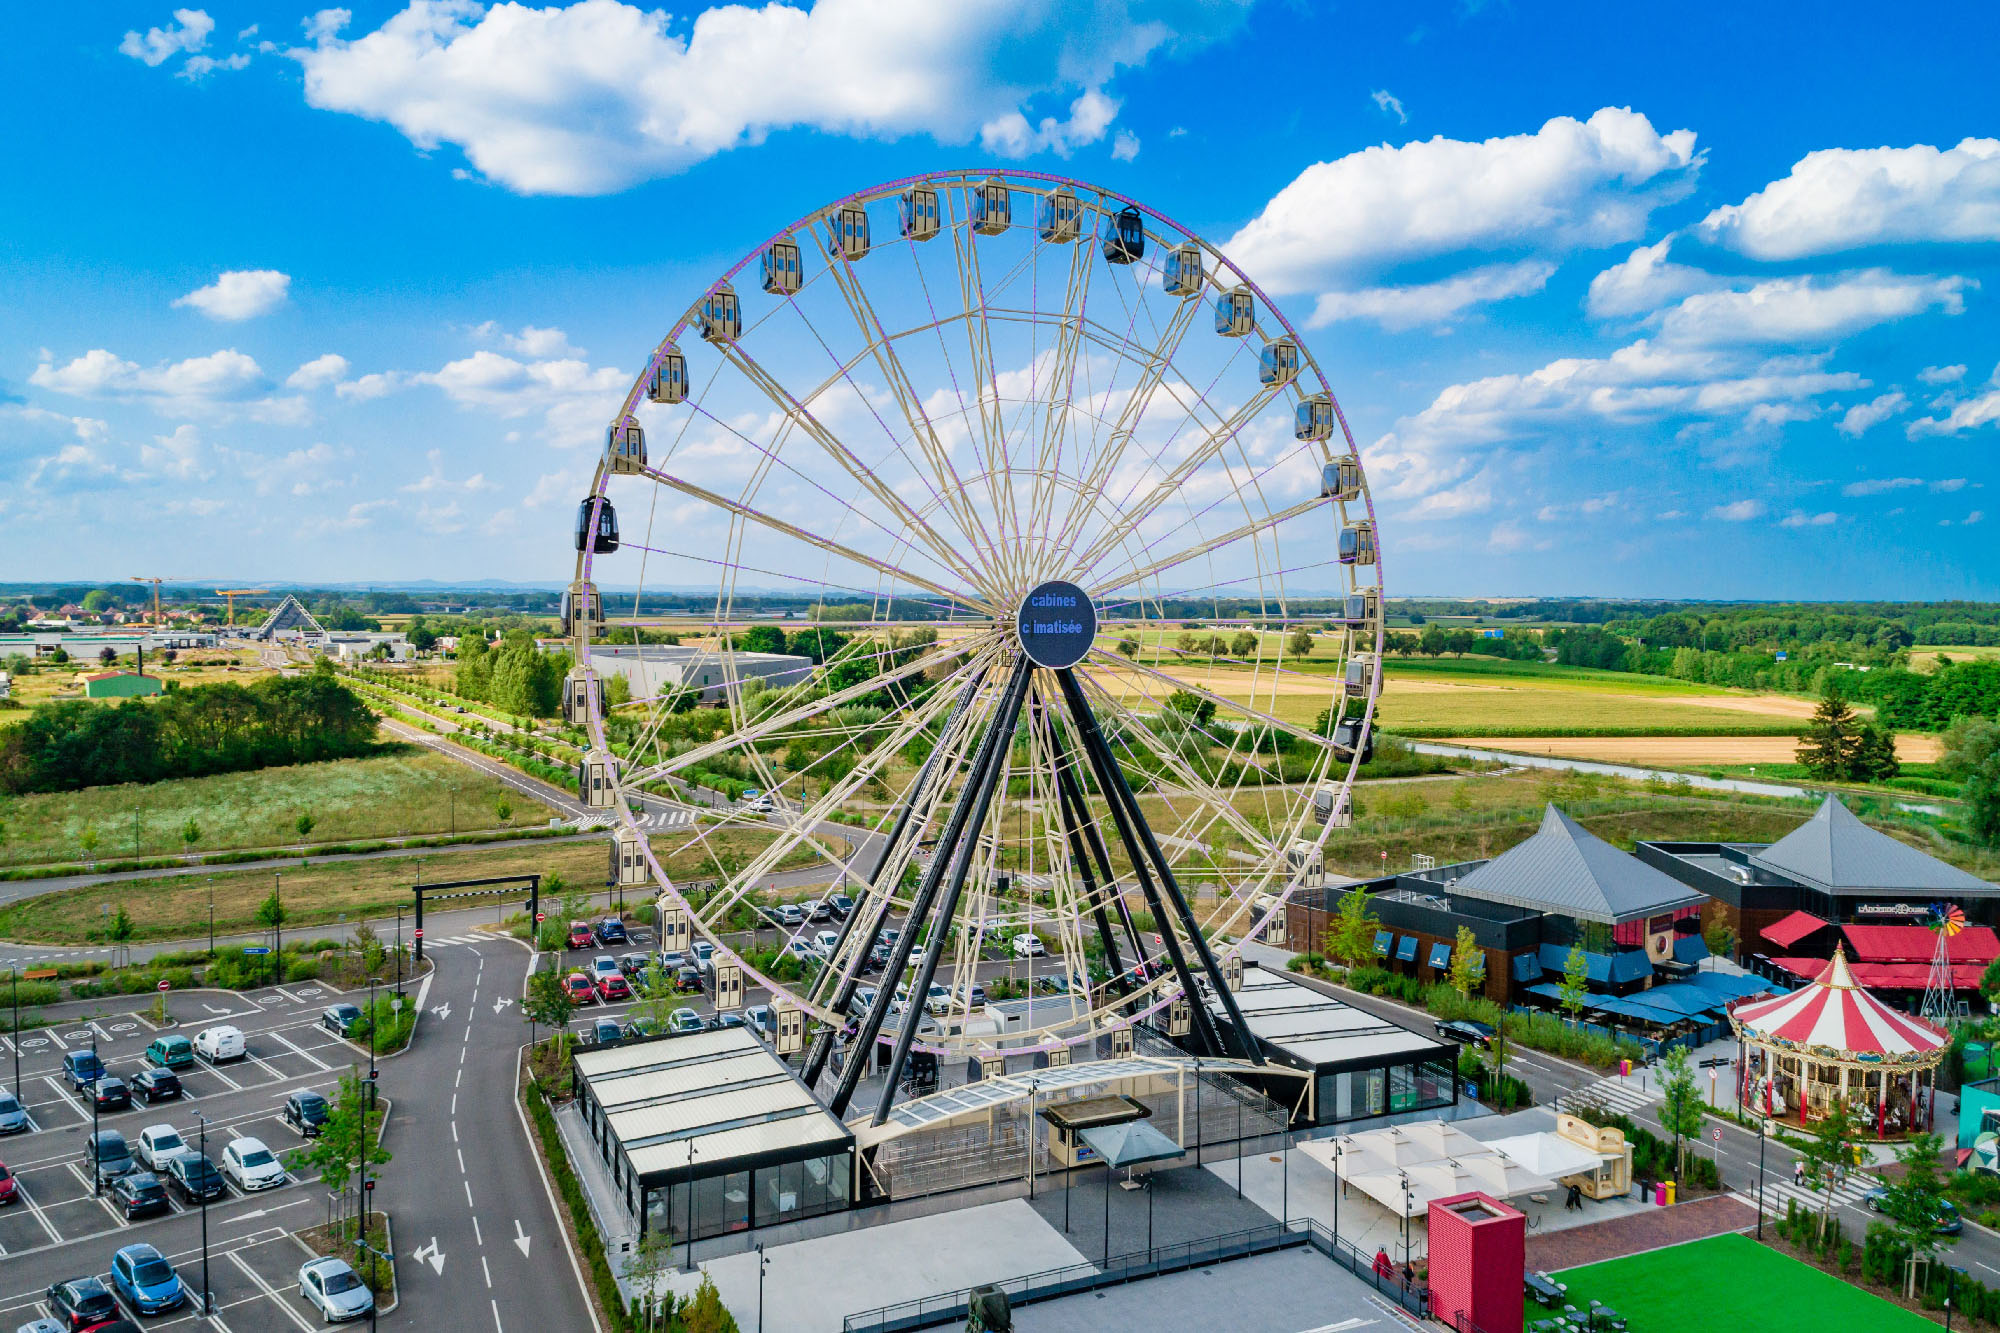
1739, 1169, 1874, 1217
570, 806, 697, 832
1557, 1071, 1664, 1117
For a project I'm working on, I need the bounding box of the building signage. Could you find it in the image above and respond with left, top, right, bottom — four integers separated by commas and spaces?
1854, 902, 1927, 918
1015, 580, 1096, 669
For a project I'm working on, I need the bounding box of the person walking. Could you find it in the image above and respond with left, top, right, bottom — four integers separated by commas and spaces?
1793, 1158, 1804, 1187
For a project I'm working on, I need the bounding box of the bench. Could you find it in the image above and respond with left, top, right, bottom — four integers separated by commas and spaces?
22, 968, 57, 982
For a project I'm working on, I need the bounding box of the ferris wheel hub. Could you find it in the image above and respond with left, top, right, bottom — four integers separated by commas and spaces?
1015, 579, 1097, 669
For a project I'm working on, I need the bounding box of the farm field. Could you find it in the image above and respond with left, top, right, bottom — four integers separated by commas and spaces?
1440, 733, 1943, 766
0, 747, 555, 867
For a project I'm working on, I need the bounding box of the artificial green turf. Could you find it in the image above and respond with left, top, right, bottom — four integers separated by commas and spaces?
1526, 1232, 1936, 1332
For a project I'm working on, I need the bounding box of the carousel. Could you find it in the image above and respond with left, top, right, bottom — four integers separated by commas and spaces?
1730, 948, 1949, 1139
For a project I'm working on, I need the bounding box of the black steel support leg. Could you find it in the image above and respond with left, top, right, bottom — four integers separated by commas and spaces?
1055, 668, 1263, 1065
871, 660, 1036, 1125
1046, 722, 1131, 999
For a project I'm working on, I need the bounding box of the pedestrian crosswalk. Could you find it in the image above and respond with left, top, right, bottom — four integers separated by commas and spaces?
418, 933, 495, 949
1556, 1072, 1664, 1117
569, 806, 697, 832
1741, 1171, 1875, 1217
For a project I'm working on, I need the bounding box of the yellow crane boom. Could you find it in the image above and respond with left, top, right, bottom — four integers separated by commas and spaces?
214, 588, 268, 626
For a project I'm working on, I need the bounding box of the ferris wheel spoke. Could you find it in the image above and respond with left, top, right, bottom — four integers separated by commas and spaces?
1087, 492, 1325, 598
1022, 228, 1097, 576
946, 198, 1029, 593
1081, 646, 1337, 752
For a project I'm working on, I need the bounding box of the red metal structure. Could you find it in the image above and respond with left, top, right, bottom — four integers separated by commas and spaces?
1426, 1191, 1525, 1333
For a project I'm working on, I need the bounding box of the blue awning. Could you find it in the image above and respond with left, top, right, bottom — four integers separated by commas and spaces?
1428, 942, 1453, 969
1373, 930, 1392, 957
1395, 935, 1420, 962
1537, 943, 1655, 986
1511, 953, 1544, 983
1673, 935, 1710, 964
1640, 982, 1727, 1016
1524, 982, 1567, 1003
1589, 995, 1678, 1025
1689, 971, 1782, 1001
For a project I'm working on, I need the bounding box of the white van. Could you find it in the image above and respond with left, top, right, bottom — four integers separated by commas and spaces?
194, 1025, 246, 1062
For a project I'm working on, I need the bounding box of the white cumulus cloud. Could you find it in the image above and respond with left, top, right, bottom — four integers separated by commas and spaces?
1698, 137, 2000, 260
1310, 260, 1555, 331
1836, 391, 1909, 437
286, 353, 350, 390
1652, 271, 1969, 348
981, 89, 1118, 158
1908, 389, 2000, 440
1584, 239, 1728, 320
1709, 499, 1765, 522
174, 269, 292, 321
1840, 476, 1922, 497
1778, 510, 1838, 527
1919, 364, 1967, 385
120, 8, 214, 66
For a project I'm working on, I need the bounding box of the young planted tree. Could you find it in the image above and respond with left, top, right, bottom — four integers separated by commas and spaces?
1558, 942, 1590, 1025
1323, 885, 1381, 969
295, 811, 316, 844
524, 963, 577, 1062
284, 1071, 390, 1239
1446, 925, 1486, 998
1799, 1097, 1862, 1240
1656, 1044, 1703, 1180
1881, 1131, 1949, 1297
495, 795, 513, 822
78, 826, 99, 861
180, 817, 201, 858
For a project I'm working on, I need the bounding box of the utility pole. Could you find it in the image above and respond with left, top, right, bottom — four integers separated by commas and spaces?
273, 871, 283, 985
193, 1108, 213, 1315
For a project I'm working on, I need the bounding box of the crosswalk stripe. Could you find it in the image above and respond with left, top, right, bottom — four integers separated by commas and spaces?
1740, 1178, 1873, 1214
1556, 1075, 1662, 1114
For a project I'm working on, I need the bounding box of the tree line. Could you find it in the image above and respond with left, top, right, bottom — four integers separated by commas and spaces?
0, 670, 378, 794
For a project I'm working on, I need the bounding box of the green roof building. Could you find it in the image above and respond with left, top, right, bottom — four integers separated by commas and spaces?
81, 671, 163, 699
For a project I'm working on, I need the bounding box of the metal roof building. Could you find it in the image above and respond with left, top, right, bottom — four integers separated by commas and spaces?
571, 1027, 853, 1243
1452, 806, 1706, 924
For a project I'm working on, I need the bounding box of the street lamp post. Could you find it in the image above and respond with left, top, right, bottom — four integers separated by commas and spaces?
193, 1108, 213, 1315
10, 970, 19, 1098
1755, 1114, 1768, 1240
682, 1141, 698, 1273
756, 1243, 769, 1333
90, 1031, 101, 1197
395, 908, 405, 998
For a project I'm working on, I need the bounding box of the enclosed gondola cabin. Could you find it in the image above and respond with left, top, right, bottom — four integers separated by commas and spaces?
1214, 285, 1255, 336
1295, 393, 1334, 441
1037, 188, 1082, 243
607, 416, 646, 475
1338, 520, 1377, 566
761, 237, 802, 295
1344, 653, 1376, 696
646, 346, 688, 405
1164, 243, 1204, 298
1313, 784, 1354, 828
699, 283, 741, 344
1339, 588, 1379, 626
899, 186, 940, 241
561, 581, 605, 637
1258, 338, 1300, 387
611, 826, 649, 887
575, 496, 620, 554
830, 204, 871, 260
1102, 205, 1145, 265
562, 668, 602, 725
578, 748, 620, 810
972, 178, 1011, 236
1333, 717, 1373, 763
1321, 456, 1362, 502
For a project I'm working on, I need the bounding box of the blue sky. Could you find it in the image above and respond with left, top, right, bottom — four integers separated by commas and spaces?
3, 0, 1997, 598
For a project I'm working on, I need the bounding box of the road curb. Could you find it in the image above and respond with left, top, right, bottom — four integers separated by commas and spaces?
514, 1041, 606, 1333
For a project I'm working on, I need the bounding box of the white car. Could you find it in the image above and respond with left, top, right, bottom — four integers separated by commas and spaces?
1010, 933, 1046, 958
135, 1124, 191, 1172
297, 1256, 374, 1322
590, 956, 622, 984
812, 930, 840, 958
744, 795, 776, 814
221, 1137, 287, 1191
194, 1024, 246, 1062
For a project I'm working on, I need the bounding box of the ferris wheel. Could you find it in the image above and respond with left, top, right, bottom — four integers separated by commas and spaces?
562, 169, 1383, 1122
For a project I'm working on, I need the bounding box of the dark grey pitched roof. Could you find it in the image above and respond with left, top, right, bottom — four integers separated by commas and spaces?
256, 595, 323, 640
1451, 805, 1707, 925
1751, 796, 1993, 895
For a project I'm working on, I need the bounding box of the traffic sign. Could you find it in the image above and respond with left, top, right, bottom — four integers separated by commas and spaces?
535, 912, 545, 922
244, 946, 270, 955
414, 928, 424, 939
1711, 1129, 1722, 1142
157, 980, 171, 992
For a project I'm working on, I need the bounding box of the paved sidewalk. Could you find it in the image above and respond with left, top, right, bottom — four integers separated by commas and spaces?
1525, 1194, 1758, 1271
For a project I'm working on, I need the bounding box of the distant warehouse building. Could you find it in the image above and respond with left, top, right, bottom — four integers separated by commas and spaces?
579, 644, 814, 703
80, 671, 164, 699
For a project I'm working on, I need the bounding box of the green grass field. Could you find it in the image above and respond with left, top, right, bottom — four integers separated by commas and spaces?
1532, 1233, 1935, 1332
0, 747, 555, 867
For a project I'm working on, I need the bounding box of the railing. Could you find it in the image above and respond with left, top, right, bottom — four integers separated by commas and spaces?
840, 1218, 1428, 1333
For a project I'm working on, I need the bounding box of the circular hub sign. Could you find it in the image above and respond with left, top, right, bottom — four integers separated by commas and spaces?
1016, 580, 1097, 669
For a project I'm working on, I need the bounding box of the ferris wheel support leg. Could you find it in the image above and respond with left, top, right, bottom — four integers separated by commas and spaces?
870, 660, 1038, 1127
1054, 668, 1265, 1067
803, 670, 987, 1089
1046, 716, 1134, 1000
829, 657, 1032, 1119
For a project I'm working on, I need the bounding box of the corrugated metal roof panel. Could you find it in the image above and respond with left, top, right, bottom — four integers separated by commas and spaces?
627, 1114, 850, 1177
1453, 805, 1707, 924
591, 1054, 790, 1110
608, 1081, 813, 1144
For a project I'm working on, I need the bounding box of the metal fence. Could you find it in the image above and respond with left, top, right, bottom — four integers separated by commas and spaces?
839, 1217, 1429, 1333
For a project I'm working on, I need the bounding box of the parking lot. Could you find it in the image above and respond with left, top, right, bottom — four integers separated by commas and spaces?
0, 978, 390, 1326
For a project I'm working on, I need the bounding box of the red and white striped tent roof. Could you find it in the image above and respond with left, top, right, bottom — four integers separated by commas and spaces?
1730, 948, 1948, 1062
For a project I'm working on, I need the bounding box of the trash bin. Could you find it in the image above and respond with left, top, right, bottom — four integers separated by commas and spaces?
1662, 1181, 1676, 1206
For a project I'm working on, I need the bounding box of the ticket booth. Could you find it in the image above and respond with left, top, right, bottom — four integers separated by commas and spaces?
1039, 1095, 1152, 1168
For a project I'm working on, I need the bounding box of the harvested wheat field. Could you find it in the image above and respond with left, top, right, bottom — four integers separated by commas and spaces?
1442, 734, 1944, 766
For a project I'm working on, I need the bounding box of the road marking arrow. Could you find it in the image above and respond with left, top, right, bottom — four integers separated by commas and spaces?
203, 1004, 232, 1015
413, 1237, 446, 1275
431, 1002, 451, 1020
493, 996, 515, 1015
513, 1219, 531, 1258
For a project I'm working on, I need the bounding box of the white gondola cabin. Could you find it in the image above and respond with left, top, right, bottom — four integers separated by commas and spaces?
607, 415, 645, 475
1345, 653, 1376, 696
1338, 520, 1377, 566
1295, 393, 1334, 441
1214, 285, 1254, 336
1286, 842, 1326, 890
611, 826, 649, 888
1258, 337, 1300, 387
972, 177, 1011, 235
577, 748, 620, 810
761, 236, 802, 295
899, 186, 939, 241
575, 496, 619, 554
1313, 784, 1354, 828
1320, 456, 1362, 501
560, 581, 605, 637
1037, 188, 1082, 243
1164, 243, 1204, 298
1102, 205, 1145, 265
561, 667, 602, 724
646, 345, 688, 405
1340, 587, 1380, 626
831, 204, 871, 260
699, 282, 741, 344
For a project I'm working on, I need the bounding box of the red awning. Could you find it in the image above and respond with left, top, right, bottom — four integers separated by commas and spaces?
1842, 924, 2000, 965
1761, 911, 1831, 950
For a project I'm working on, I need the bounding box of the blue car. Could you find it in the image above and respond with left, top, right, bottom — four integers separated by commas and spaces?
110, 1241, 186, 1314
61, 1050, 104, 1093
0, 1091, 27, 1135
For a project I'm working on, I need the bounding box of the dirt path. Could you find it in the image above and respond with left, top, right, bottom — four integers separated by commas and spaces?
1444, 735, 1943, 765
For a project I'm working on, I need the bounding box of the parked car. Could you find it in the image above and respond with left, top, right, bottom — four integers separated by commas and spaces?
1010, 933, 1046, 958
136, 1125, 191, 1172
0, 1092, 27, 1135
131, 1068, 182, 1104
829, 893, 854, 919
567, 921, 595, 950
61, 1050, 104, 1094
108, 1171, 171, 1220
772, 903, 804, 928
110, 1242, 185, 1315
692, 940, 715, 965
670, 1008, 704, 1033
193, 1024, 246, 1062
807, 898, 833, 922
165, 1154, 227, 1205
744, 1005, 775, 1039
563, 973, 597, 1006
848, 987, 878, 1018
0, 1159, 16, 1205
591, 955, 622, 983
1434, 1018, 1496, 1047
91, 1076, 131, 1112
595, 917, 628, 945
43, 1277, 117, 1331
590, 1018, 625, 1047
813, 930, 840, 958
322, 1003, 363, 1036
221, 1137, 287, 1191
298, 1256, 375, 1323
744, 794, 776, 814
954, 982, 988, 1009
595, 972, 632, 1003
673, 965, 704, 994
83, 1131, 133, 1184
145, 1035, 194, 1070
706, 1012, 746, 1032
923, 983, 953, 1016
284, 1091, 330, 1137
618, 952, 650, 978
655, 950, 687, 972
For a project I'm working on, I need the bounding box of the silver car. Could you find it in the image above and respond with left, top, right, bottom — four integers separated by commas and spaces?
297, 1256, 374, 1322
0, 1092, 27, 1135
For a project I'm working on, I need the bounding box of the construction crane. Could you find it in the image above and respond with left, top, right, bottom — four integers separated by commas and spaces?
129, 576, 167, 626
215, 588, 268, 627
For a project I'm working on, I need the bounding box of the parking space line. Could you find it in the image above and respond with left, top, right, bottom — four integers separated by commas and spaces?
64, 1161, 128, 1227
266, 1030, 333, 1072
225, 1250, 317, 1333
202, 1059, 244, 1091
39, 1076, 85, 1119
12, 1179, 64, 1246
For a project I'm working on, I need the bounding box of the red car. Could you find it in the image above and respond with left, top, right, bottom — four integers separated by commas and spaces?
563, 973, 596, 1005
595, 973, 632, 1003
567, 922, 594, 950
0, 1160, 16, 1204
